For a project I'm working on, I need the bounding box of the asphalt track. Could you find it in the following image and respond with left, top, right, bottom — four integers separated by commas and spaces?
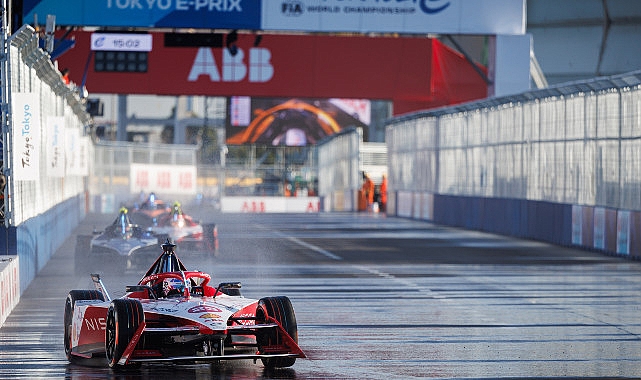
1, 205, 641, 379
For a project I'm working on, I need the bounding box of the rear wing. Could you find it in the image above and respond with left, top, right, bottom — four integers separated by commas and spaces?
91, 273, 112, 301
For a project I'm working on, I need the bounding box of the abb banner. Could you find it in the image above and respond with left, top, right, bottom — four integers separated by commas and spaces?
130, 163, 197, 195
57, 32, 487, 115
222, 197, 320, 213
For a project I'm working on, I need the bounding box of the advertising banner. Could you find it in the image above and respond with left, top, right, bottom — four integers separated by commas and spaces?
65, 128, 82, 176
221, 196, 320, 213
262, 0, 525, 35
23, 0, 261, 29
130, 163, 197, 195
11, 93, 41, 181
45, 116, 65, 178
58, 31, 488, 115
79, 137, 90, 177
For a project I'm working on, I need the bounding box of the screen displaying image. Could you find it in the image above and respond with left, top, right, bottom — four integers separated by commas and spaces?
227, 97, 371, 146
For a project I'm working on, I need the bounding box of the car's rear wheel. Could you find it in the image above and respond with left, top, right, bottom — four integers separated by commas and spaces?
105, 298, 144, 368
256, 296, 298, 368
64, 290, 105, 362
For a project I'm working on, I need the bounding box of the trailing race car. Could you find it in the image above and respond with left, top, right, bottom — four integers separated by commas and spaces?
65, 240, 304, 369
128, 192, 169, 227
75, 207, 168, 272
92, 207, 167, 255
150, 202, 218, 253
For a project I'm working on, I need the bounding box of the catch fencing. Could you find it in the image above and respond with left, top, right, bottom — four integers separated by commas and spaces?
317, 128, 388, 211
386, 70, 641, 259
1, 24, 91, 297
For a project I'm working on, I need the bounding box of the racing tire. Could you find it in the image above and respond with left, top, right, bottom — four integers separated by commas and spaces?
256, 296, 298, 368
105, 298, 144, 369
64, 290, 105, 363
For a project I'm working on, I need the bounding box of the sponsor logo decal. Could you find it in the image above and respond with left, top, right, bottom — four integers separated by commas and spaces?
188, 48, 274, 83
106, 0, 243, 12
281, 0, 304, 16
20, 104, 34, 169
188, 305, 222, 313
279, 0, 450, 16
199, 313, 221, 319
84, 317, 106, 331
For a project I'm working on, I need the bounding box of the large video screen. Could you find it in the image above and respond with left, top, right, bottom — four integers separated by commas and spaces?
226, 97, 370, 146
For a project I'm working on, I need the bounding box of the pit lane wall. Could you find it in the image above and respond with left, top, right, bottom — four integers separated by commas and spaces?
0, 25, 92, 326
386, 70, 641, 259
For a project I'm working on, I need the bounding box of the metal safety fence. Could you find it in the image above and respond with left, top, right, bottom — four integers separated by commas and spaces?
386, 70, 641, 258
2, 25, 91, 226
1, 24, 91, 297
90, 142, 319, 211
317, 127, 388, 212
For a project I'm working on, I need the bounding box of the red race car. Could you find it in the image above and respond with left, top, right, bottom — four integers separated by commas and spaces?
150, 202, 218, 252
64, 240, 304, 369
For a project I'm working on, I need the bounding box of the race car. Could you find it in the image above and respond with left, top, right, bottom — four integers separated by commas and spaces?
128, 192, 169, 226
65, 240, 304, 369
91, 207, 166, 255
75, 207, 168, 272
150, 202, 218, 252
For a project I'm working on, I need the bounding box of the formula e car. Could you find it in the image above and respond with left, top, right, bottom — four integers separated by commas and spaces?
91, 207, 167, 255
65, 240, 304, 369
75, 207, 169, 272
150, 202, 218, 253
128, 192, 169, 227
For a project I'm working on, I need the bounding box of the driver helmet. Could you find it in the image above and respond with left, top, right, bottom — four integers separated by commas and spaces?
117, 207, 132, 234
162, 277, 185, 297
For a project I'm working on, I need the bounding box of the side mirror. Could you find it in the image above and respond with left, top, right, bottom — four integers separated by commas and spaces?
215, 282, 242, 297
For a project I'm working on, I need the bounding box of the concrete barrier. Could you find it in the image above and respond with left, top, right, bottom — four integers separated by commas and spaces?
0, 256, 19, 328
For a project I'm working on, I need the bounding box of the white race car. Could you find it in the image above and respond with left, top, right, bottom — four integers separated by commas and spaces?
64, 240, 304, 369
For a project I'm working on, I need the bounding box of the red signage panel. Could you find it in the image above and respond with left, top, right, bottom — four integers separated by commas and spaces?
58, 32, 487, 115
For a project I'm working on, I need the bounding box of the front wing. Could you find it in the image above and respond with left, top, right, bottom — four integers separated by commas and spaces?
71, 304, 305, 365
117, 322, 305, 366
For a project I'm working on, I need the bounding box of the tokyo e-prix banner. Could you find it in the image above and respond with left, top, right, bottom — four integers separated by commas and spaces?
23, 0, 261, 29
11, 93, 41, 181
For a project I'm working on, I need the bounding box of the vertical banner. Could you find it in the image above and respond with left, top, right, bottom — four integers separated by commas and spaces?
571, 205, 582, 246
593, 207, 605, 250
46, 116, 66, 177
78, 137, 90, 176
11, 93, 41, 181
65, 128, 81, 175
617, 210, 630, 255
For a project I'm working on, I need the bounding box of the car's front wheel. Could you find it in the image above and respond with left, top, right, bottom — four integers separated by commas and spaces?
256, 296, 298, 368
105, 298, 144, 368
64, 290, 105, 362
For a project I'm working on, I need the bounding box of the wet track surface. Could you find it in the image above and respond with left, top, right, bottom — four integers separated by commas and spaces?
1, 206, 641, 379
